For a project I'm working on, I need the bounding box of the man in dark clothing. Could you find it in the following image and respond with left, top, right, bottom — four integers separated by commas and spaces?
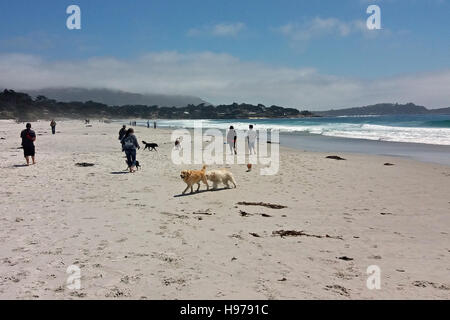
20, 123, 36, 165
50, 119, 56, 134
118, 125, 127, 141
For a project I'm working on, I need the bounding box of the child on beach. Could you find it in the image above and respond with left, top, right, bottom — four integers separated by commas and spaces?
121, 128, 140, 173
20, 123, 36, 165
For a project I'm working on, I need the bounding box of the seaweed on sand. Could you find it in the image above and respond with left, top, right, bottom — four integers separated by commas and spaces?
326, 156, 346, 160
75, 162, 95, 167
237, 202, 287, 209
272, 230, 343, 240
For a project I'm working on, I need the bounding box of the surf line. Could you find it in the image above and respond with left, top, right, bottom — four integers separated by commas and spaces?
180, 304, 214, 317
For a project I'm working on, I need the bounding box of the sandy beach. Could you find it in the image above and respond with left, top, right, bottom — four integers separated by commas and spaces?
0, 119, 449, 299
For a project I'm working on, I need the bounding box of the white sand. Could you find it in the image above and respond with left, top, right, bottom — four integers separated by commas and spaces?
0, 120, 449, 299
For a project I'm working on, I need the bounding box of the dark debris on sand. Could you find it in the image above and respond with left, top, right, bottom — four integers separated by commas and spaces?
337, 256, 354, 261
237, 202, 287, 209
384, 163, 395, 166
326, 156, 346, 160
193, 209, 214, 215
75, 162, 95, 167
249, 232, 261, 238
239, 210, 252, 217
272, 230, 343, 240
240, 210, 272, 218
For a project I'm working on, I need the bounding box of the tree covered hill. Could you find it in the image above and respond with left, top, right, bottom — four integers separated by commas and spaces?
26, 87, 208, 107
0, 89, 308, 121
315, 103, 450, 116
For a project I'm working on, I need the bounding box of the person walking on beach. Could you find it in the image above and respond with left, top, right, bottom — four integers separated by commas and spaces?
227, 126, 237, 155
20, 123, 36, 165
121, 128, 140, 173
246, 124, 257, 155
118, 125, 127, 141
50, 119, 56, 134
153, 121, 156, 129
147, 120, 150, 128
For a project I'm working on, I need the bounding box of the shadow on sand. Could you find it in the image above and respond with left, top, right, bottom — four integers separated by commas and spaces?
174, 187, 231, 197
12, 164, 29, 168
110, 171, 129, 175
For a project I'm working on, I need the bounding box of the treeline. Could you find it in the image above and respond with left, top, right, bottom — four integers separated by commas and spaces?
315, 102, 450, 116
0, 89, 314, 121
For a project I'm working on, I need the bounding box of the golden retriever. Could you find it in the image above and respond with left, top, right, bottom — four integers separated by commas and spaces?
180, 165, 209, 194
206, 168, 237, 190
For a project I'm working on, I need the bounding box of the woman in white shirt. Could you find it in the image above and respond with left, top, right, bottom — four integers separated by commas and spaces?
227, 126, 237, 155
246, 124, 257, 155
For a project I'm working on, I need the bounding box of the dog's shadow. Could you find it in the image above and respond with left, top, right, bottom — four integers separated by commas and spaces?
174, 187, 231, 197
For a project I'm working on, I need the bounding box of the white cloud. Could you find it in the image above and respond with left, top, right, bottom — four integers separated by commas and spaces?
277, 17, 372, 42
0, 52, 449, 110
188, 22, 245, 37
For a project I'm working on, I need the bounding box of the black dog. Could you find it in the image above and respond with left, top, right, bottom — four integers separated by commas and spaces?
142, 141, 158, 151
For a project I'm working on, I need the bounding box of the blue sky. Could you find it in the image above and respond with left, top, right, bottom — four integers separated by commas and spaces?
0, 0, 449, 109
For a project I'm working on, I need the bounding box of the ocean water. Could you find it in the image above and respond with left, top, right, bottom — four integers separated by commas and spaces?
126, 114, 450, 165
145, 114, 450, 146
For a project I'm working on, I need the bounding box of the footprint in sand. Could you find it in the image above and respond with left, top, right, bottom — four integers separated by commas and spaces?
325, 284, 351, 297
162, 277, 187, 286
70, 291, 87, 298
412, 281, 449, 290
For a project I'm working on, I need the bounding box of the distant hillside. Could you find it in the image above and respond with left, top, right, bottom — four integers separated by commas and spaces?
428, 107, 450, 115
3, 90, 447, 121
26, 87, 209, 107
0, 89, 306, 121
316, 103, 450, 116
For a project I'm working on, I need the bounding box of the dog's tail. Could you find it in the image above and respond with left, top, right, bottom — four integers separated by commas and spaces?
201, 165, 207, 171
142, 141, 147, 144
